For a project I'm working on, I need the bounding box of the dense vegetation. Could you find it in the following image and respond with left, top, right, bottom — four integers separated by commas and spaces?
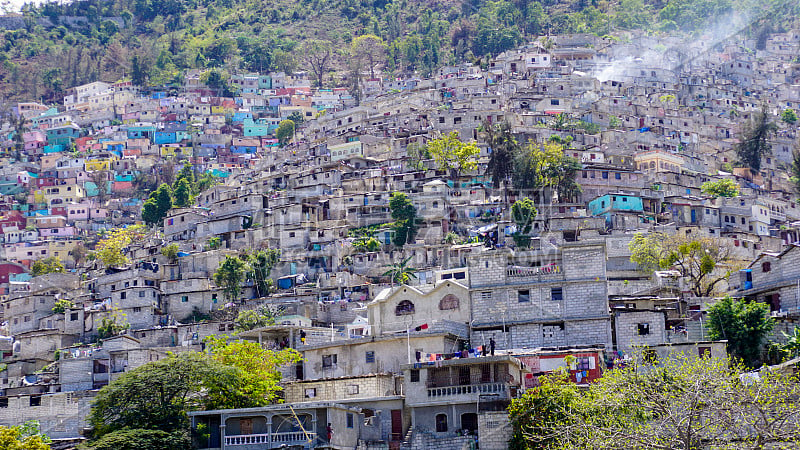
1, 0, 799, 101
508, 354, 800, 449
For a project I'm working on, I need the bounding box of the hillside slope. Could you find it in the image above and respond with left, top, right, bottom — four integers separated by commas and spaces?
0, 0, 797, 102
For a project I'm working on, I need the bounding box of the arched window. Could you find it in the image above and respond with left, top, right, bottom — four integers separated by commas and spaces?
439, 294, 459, 310
435, 414, 448, 432
395, 300, 415, 316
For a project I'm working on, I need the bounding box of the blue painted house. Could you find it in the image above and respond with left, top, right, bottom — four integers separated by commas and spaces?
127, 125, 156, 141
45, 124, 81, 147
243, 118, 271, 137
588, 193, 643, 217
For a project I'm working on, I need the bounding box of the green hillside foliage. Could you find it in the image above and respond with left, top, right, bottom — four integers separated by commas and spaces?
0, 0, 798, 101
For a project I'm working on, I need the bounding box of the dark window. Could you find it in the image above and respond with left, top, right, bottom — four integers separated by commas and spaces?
365, 351, 375, 363
762, 262, 771, 272
699, 347, 711, 357
347, 413, 354, 428
29, 396, 41, 407
410, 369, 420, 382
518, 290, 530, 302
439, 294, 459, 310
602, 171, 609, 179
395, 300, 415, 315
638, 323, 650, 335
435, 414, 448, 432
551, 287, 563, 301
70, 312, 78, 321
322, 354, 337, 368
615, 173, 621, 180
0, 398, 7, 408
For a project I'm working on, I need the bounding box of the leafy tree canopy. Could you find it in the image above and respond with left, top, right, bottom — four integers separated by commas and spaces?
389, 192, 417, 247
628, 232, 738, 297
701, 178, 739, 197
93, 225, 146, 268
30, 256, 65, 276
706, 296, 775, 367
213, 255, 248, 302
426, 131, 479, 180
0, 421, 51, 450
509, 353, 800, 449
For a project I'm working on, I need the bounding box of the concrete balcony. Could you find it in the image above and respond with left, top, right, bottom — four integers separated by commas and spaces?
506, 264, 563, 283
426, 382, 508, 399
224, 431, 308, 446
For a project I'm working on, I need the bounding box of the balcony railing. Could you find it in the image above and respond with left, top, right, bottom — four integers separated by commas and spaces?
225, 431, 308, 446
427, 382, 507, 398
507, 265, 562, 280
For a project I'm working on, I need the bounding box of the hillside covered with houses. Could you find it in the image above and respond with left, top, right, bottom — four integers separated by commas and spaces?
0, 28, 800, 449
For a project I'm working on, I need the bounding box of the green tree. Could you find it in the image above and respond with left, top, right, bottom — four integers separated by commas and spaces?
482, 120, 518, 202
511, 197, 538, 235
508, 369, 580, 450
628, 232, 736, 297
93, 225, 146, 268
790, 149, 800, 195
97, 309, 130, 340
382, 256, 417, 285
130, 54, 150, 87
69, 244, 88, 267
0, 421, 51, 450
204, 336, 303, 409
52, 298, 75, 314
735, 105, 777, 173
205, 237, 222, 251
389, 192, 417, 247
782, 326, 800, 358
406, 142, 431, 171
706, 296, 774, 367
509, 353, 800, 449
195, 172, 218, 193
172, 178, 192, 208
299, 39, 334, 88
234, 306, 280, 332
351, 34, 386, 79
175, 163, 195, 189
426, 131, 479, 183
513, 140, 581, 201
275, 119, 295, 146
82, 428, 189, 450
87, 352, 230, 438
160, 243, 179, 263
214, 256, 247, 302
30, 257, 65, 276
141, 184, 173, 226
248, 249, 280, 298
287, 111, 304, 125
781, 108, 797, 125
352, 236, 381, 253
701, 178, 739, 197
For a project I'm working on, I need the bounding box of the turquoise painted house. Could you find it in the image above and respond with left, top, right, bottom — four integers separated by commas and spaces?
45, 124, 81, 147
127, 125, 156, 141
243, 118, 277, 137
588, 193, 643, 217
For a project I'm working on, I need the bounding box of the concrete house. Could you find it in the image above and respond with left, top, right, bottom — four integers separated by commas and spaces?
467, 242, 613, 351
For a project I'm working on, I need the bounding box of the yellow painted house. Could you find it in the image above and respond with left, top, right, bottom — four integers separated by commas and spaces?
160, 144, 194, 158
35, 185, 87, 205
84, 159, 112, 171
48, 239, 82, 264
